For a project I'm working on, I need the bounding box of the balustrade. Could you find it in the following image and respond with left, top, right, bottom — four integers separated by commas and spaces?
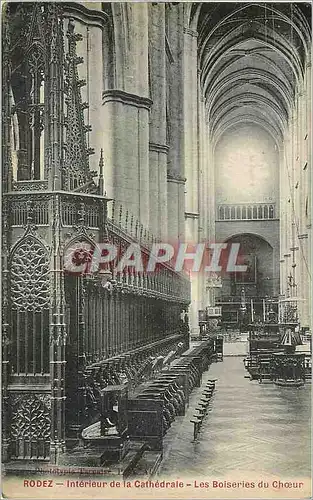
217, 203, 276, 221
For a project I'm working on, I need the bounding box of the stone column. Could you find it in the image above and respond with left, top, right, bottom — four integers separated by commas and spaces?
208, 134, 216, 241
296, 86, 304, 324
290, 113, 297, 299
100, 4, 151, 227
305, 62, 311, 329
102, 90, 152, 227
183, 27, 199, 244
298, 233, 309, 327
149, 144, 169, 239
183, 27, 200, 334
197, 79, 212, 314
198, 90, 208, 242
296, 61, 311, 329
148, 3, 168, 239
166, 5, 185, 241
167, 175, 186, 242
280, 131, 293, 298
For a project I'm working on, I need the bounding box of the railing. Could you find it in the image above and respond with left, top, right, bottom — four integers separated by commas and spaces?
216, 296, 279, 304
9, 193, 102, 229
244, 353, 311, 382
5, 192, 191, 304
8, 192, 159, 241
217, 203, 276, 221
106, 201, 190, 303
107, 200, 158, 247
106, 230, 190, 304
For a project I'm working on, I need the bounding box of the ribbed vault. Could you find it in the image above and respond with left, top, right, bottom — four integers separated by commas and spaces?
189, 3, 311, 145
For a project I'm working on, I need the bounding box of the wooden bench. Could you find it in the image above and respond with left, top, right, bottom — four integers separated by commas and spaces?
190, 379, 217, 440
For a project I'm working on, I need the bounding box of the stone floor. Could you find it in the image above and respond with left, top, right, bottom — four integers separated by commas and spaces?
158, 351, 311, 479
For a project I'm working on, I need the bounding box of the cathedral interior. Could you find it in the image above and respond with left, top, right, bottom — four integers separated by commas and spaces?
1, 1, 312, 482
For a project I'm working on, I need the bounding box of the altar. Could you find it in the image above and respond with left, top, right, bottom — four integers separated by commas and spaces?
244, 320, 308, 386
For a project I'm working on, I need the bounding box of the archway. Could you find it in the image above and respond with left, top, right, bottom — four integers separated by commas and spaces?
217, 233, 278, 327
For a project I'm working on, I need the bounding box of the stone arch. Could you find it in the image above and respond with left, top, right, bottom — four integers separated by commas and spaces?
221, 232, 278, 298
10, 233, 50, 311
219, 227, 277, 253
223, 232, 273, 249
194, 3, 311, 148
212, 118, 282, 150
9, 232, 50, 374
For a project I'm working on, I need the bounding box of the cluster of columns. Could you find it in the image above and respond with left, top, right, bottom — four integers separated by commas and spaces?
280, 59, 311, 329
64, 3, 213, 334
67, 3, 187, 241
183, 26, 215, 334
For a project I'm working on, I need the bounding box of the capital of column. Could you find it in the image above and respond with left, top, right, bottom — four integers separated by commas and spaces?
167, 172, 186, 184
102, 90, 153, 111
183, 26, 198, 38
185, 212, 200, 220
149, 142, 169, 154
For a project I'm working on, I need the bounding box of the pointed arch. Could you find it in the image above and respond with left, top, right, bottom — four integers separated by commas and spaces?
194, 3, 311, 143
10, 394, 51, 460
9, 233, 50, 375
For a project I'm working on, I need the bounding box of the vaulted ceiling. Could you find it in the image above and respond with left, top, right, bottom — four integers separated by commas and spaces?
189, 3, 311, 145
